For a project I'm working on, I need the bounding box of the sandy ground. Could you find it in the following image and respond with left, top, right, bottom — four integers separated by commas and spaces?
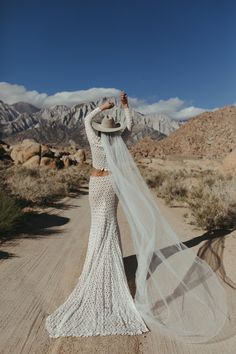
0, 181, 236, 354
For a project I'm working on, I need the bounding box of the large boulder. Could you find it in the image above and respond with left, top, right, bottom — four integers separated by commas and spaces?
41, 145, 55, 158
72, 149, 86, 163
22, 142, 41, 162
10, 140, 41, 164
22, 155, 40, 168
40, 157, 57, 168
21, 138, 38, 145
9, 140, 85, 169
10, 145, 24, 164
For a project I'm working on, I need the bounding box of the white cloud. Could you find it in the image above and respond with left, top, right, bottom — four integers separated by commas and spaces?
0, 82, 120, 108
170, 105, 206, 120
0, 81, 216, 120
132, 97, 207, 120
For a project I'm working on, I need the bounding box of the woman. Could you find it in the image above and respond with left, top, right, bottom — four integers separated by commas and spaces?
45, 92, 150, 337
46, 91, 228, 343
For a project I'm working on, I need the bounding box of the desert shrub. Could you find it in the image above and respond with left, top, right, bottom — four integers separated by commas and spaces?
46, 164, 90, 192
159, 177, 188, 205
7, 172, 66, 205
150, 170, 189, 204
185, 173, 236, 230
0, 189, 26, 238
145, 170, 168, 189
6, 164, 90, 206
0, 161, 90, 239
0, 160, 13, 185
141, 165, 236, 230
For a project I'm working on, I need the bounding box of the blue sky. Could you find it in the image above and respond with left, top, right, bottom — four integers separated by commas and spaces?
0, 0, 235, 119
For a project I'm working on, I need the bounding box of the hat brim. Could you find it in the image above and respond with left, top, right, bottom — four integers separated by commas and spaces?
92, 121, 126, 132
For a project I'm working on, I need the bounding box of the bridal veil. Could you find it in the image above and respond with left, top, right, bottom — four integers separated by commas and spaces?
100, 132, 228, 344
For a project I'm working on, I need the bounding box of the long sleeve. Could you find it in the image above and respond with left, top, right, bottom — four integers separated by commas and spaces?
84, 106, 102, 145
121, 107, 133, 143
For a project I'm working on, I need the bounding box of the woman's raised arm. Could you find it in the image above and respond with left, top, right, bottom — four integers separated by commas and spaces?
119, 91, 133, 143
84, 101, 114, 144
121, 106, 134, 143
84, 106, 102, 145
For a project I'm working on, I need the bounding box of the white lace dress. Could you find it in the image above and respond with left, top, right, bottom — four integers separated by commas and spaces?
45, 106, 150, 337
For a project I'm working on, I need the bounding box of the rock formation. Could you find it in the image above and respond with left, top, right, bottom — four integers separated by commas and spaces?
131, 105, 236, 159
8, 138, 86, 169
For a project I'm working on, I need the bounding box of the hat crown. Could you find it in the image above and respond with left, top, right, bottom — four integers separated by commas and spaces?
91, 113, 124, 132
101, 115, 117, 128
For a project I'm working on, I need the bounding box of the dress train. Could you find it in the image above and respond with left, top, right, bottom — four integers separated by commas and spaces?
45, 174, 150, 337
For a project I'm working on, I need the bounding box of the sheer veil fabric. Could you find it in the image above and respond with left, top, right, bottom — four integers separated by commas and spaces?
100, 131, 228, 344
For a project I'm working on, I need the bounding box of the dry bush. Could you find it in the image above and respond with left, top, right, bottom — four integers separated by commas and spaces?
0, 190, 26, 239
7, 168, 66, 205
0, 160, 13, 185
185, 172, 236, 230
5, 163, 91, 206
138, 165, 170, 188
141, 167, 189, 205
141, 164, 236, 230
0, 162, 91, 237
144, 170, 167, 189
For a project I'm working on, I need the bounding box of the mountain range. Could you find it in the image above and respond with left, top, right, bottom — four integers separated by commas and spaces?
0, 97, 183, 147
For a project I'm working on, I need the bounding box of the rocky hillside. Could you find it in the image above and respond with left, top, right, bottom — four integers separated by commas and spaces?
12, 101, 40, 114
131, 105, 236, 159
0, 97, 182, 146
0, 100, 19, 123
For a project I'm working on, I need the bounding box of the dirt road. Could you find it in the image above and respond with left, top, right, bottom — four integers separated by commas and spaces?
0, 183, 236, 354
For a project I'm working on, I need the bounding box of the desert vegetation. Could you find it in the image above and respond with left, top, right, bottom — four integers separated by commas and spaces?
0, 189, 26, 240
1, 154, 236, 241
139, 164, 236, 231
0, 160, 90, 241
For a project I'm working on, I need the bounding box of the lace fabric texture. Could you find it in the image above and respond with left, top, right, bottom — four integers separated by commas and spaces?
45, 174, 149, 337
45, 106, 149, 337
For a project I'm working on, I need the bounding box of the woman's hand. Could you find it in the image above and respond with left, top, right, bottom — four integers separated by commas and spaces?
120, 91, 129, 108
99, 101, 114, 111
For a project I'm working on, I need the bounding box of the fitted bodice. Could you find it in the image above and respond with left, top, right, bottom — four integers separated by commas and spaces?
84, 106, 133, 170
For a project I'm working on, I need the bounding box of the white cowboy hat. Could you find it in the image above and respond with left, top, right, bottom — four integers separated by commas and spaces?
92, 115, 126, 133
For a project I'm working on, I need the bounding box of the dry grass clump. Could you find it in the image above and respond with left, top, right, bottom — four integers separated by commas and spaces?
185, 172, 236, 230
3, 163, 91, 206
0, 161, 26, 240
0, 161, 91, 239
0, 190, 26, 240
140, 166, 189, 204
141, 165, 236, 230
0, 160, 13, 184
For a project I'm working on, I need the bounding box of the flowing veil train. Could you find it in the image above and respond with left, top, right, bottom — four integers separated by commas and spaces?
100, 131, 228, 344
